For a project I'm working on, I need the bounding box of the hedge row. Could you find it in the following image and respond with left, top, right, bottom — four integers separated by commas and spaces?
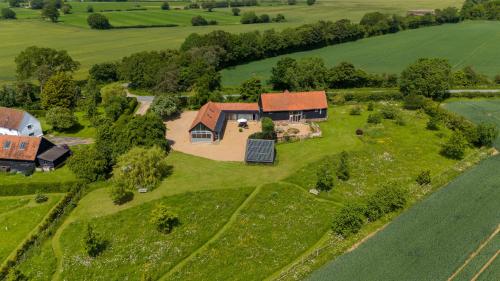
0, 181, 81, 196
0, 184, 85, 278
449, 92, 500, 99
112, 24, 178, 29
327, 91, 404, 103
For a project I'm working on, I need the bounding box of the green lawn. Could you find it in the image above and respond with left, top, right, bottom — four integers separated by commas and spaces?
221, 21, 500, 85
0, 194, 62, 264
0, 0, 462, 81
38, 110, 98, 139
0, 166, 77, 186
307, 154, 500, 281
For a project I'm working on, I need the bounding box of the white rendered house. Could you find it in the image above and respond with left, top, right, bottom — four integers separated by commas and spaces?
0, 107, 43, 137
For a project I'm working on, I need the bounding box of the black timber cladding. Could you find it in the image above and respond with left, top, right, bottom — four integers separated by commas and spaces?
245, 139, 275, 163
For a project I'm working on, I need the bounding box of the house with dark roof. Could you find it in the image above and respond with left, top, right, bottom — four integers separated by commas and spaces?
189, 91, 328, 143
0, 135, 70, 174
0, 107, 43, 137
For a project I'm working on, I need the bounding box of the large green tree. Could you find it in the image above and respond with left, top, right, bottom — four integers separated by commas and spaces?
41, 1, 59, 22
150, 95, 181, 119
67, 145, 110, 182
239, 77, 262, 101
45, 106, 78, 131
399, 58, 452, 102
40, 72, 77, 109
15, 46, 79, 91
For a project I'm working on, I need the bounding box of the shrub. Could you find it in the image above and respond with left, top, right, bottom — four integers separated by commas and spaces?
35, 191, 48, 203
367, 113, 382, 124
395, 115, 406, 126
101, 83, 126, 104
87, 13, 111, 29
259, 14, 270, 23
349, 106, 362, 115
380, 105, 398, 119
307, 0, 316, 5
336, 151, 350, 181
367, 102, 374, 111
416, 170, 431, 186
287, 0, 296, 5
273, 13, 286, 22
1, 8, 16, 19
365, 185, 408, 221
191, 15, 208, 26
46, 106, 78, 131
110, 185, 134, 205
83, 224, 106, 257
260, 117, 276, 139
426, 116, 440, 130
332, 202, 366, 238
61, 4, 72, 14
208, 19, 218, 25
232, 7, 240, 16
150, 95, 181, 119
475, 122, 498, 147
441, 131, 468, 159
5, 269, 27, 281
150, 203, 180, 233
316, 163, 334, 191
67, 145, 110, 182
240, 11, 259, 24
161, 1, 170, 10
403, 94, 427, 110
355, 128, 364, 136
86, 5, 93, 13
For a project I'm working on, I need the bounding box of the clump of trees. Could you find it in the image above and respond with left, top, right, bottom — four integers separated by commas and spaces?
150, 95, 181, 119
84, 224, 106, 257
441, 131, 468, 159
41, 72, 78, 109
89, 62, 119, 83
45, 106, 78, 131
239, 77, 262, 101
67, 145, 110, 182
1, 8, 16, 19
240, 12, 284, 24
400, 58, 452, 102
87, 13, 111, 29
461, 0, 500, 20
41, 1, 59, 22
191, 15, 217, 26
150, 203, 180, 233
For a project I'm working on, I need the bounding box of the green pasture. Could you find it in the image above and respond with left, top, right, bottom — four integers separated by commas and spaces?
308, 154, 500, 281
222, 21, 500, 85
0, 0, 462, 81
0, 166, 77, 186
0, 194, 62, 264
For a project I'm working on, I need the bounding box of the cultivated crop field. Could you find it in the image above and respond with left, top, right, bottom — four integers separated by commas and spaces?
222, 21, 500, 85
0, 194, 62, 264
0, 0, 462, 81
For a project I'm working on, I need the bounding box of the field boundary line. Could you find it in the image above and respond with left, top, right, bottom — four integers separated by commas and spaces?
447, 224, 500, 281
158, 185, 262, 281
471, 250, 500, 281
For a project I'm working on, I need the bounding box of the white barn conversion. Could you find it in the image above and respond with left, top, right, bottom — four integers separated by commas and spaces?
0, 107, 43, 137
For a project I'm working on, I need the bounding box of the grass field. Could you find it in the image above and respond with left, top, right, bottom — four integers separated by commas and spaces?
0, 166, 77, 186
0, 194, 62, 264
221, 21, 500, 85
0, 0, 462, 81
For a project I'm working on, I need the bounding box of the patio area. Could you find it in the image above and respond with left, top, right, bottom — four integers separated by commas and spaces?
165, 111, 261, 162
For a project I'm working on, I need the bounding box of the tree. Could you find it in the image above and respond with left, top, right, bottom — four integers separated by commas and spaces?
426, 116, 440, 130
441, 131, 468, 159
30, 0, 44, 9
316, 163, 334, 191
8, 0, 21, 8
67, 145, 110, 182
332, 202, 365, 237
202, 1, 216, 12
259, 14, 270, 23
89, 62, 118, 83
337, 151, 350, 181
475, 122, 498, 147
307, 0, 316, 5
287, 0, 296, 5
191, 15, 208, 26
61, 3, 72, 14
41, 72, 77, 109
239, 78, 262, 101
110, 184, 134, 205
150, 203, 179, 233
112, 146, 170, 191
15, 46, 79, 91
273, 13, 286, 22
399, 58, 452, 102
100, 83, 125, 105
329, 62, 368, 88
41, 1, 59, 22
83, 224, 106, 257
5, 269, 28, 281
1, 8, 16, 19
86, 5, 93, 13
150, 95, 181, 119
365, 184, 408, 221
87, 13, 111, 29
161, 1, 170, 10
46, 106, 78, 131
240, 11, 259, 24
232, 7, 240, 16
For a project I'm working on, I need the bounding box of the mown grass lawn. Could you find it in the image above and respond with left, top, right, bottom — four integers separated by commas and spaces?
0, 194, 62, 264
38, 109, 99, 139
221, 21, 500, 85
0, 166, 77, 186
0, 0, 461, 81
57, 188, 253, 280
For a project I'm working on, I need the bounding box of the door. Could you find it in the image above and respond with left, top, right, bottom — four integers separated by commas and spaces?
289, 111, 302, 123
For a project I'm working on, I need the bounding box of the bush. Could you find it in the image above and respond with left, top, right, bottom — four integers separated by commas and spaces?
259, 14, 270, 23
35, 191, 48, 203
307, 0, 316, 5
367, 102, 374, 111
332, 202, 366, 238
150, 203, 180, 233
101, 83, 126, 104
161, 1, 170, 10
380, 105, 398, 119
273, 13, 286, 22
83, 224, 106, 257
367, 113, 382, 124
475, 122, 498, 147
365, 185, 408, 221
288, 0, 296, 5
349, 106, 362, 115
86, 5, 93, 13
61, 4, 72, 14
46, 106, 78, 131
403, 94, 427, 110
355, 128, 364, 136
150, 95, 181, 119
5, 269, 27, 281
1, 8, 16, 19
87, 13, 111, 29
416, 170, 431, 185
441, 131, 468, 159
426, 116, 440, 130
67, 145, 110, 182
240, 11, 259, 24
395, 115, 406, 126
110, 185, 134, 205
316, 162, 334, 191
191, 15, 208, 26
336, 151, 350, 181
232, 7, 240, 16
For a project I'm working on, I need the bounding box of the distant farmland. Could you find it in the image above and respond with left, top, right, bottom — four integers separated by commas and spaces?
221, 21, 500, 86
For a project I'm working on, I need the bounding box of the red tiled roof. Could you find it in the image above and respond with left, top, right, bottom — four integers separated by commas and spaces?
190, 102, 259, 131
0, 107, 24, 130
0, 135, 41, 161
260, 91, 328, 112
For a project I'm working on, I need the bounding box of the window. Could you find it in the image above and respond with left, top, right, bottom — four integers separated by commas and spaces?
29, 133, 35, 136
3, 141, 11, 149
27, 124, 33, 130
19, 142, 27, 150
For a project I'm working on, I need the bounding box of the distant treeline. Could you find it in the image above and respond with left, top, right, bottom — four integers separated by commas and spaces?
181, 9, 462, 69
461, 0, 500, 20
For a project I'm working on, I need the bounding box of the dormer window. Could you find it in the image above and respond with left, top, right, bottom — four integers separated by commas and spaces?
3, 141, 11, 149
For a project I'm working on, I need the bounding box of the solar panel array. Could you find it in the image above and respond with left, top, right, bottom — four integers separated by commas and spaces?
245, 139, 275, 163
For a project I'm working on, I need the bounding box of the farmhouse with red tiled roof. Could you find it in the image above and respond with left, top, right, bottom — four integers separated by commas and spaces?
189, 91, 328, 143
